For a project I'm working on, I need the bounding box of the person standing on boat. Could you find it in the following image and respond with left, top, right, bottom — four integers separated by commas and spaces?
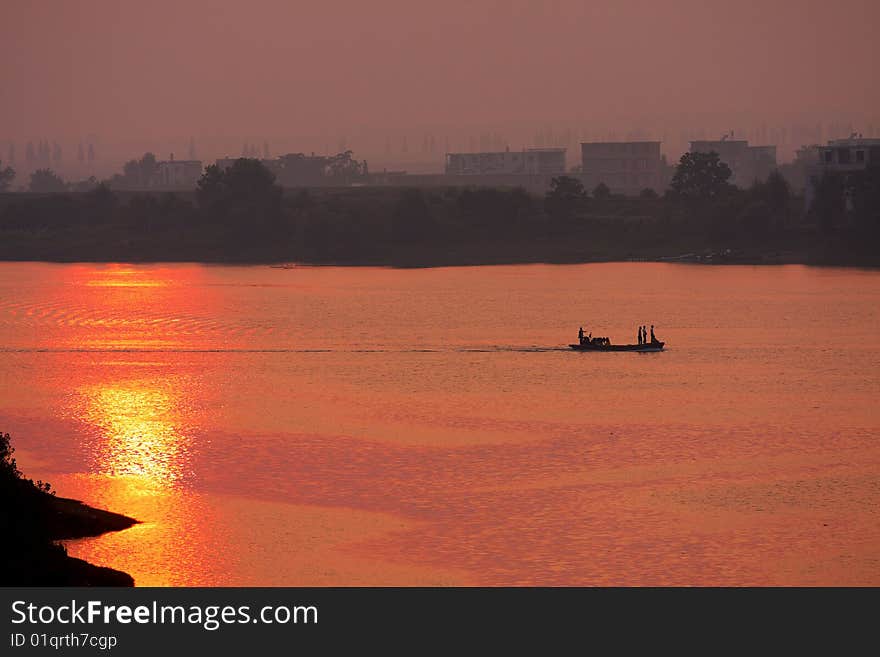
650, 325, 656, 344
637, 326, 642, 345
578, 327, 584, 344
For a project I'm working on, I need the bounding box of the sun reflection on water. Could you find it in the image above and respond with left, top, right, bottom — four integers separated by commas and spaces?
79, 382, 192, 488
65, 370, 206, 585
61, 265, 203, 489
80, 265, 180, 288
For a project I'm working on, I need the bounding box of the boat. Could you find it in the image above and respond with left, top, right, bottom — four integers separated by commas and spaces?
569, 341, 664, 352
570, 327, 665, 352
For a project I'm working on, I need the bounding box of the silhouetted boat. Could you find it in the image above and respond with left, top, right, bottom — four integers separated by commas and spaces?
569, 341, 664, 352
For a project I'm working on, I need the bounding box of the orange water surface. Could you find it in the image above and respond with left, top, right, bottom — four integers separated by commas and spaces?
1, 262, 878, 585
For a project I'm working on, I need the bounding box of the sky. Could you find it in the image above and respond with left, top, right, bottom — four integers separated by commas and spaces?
1, 0, 878, 169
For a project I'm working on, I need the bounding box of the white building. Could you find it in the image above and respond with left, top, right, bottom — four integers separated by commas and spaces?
156, 157, 203, 188
580, 141, 664, 195
689, 137, 777, 187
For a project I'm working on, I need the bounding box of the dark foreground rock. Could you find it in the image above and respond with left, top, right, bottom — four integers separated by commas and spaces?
1, 431, 138, 586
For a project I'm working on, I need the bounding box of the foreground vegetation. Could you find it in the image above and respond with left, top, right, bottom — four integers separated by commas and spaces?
0, 432, 136, 586
0, 156, 877, 267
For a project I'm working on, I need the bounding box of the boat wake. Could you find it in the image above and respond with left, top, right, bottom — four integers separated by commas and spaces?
0, 345, 571, 355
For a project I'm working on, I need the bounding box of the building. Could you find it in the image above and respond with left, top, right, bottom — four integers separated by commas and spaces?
815, 136, 880, 171
747, 145, 778, 181
444, 148, 566, 176
580, 141, 664, 195
805, 135, 880, 210
155, 157, 202, 189
779, 144, 820, 192
689, 137, 777, 187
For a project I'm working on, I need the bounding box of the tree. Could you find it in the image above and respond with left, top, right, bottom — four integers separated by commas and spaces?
762, 170, 791, 214
197, 158, 279, 207
392, 188, 433, 243
846, 165, 880, 233
592, 182, 611, 200
196, 158, 282, 234
195, 164, 225, 202
83, 183, 118, 222
545, 176, 586, 220
746, 169, 791, 230
548, 176, 586, 199
670, 151, 734, 200
139, 152, 158, 183
114, 152, 159, 189
639, 187, 658, 199
29, 169, 67, 193
809, 172, 845, 233
326, 150, 367, 183
457, 187, 532, 229
0, 161, 14, 191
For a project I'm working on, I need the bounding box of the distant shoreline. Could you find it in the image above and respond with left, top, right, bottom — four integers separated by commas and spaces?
0, 248, 876, 269
1, 185, 877, 269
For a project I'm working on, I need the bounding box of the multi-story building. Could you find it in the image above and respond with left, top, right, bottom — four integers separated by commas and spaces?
444, 148, 566, 176
155, 157, 202, 189
689, 137, 777, 187
815, 136, 880, 171
580, 141, 664, 195
806, 135, 880, 210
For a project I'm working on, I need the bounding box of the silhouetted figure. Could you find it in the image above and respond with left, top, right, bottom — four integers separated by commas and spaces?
650, 325, 656, 344
578, 327, 584, 344
638, 327, 642, 345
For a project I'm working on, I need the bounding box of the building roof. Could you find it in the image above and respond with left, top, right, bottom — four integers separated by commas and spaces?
581, 141, 660, 146
446, 150, 565, 157
823, 138, 880, 148
690, 140, 749, 147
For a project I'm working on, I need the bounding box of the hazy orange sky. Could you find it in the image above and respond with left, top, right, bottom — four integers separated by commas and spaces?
2, 0, 878, 166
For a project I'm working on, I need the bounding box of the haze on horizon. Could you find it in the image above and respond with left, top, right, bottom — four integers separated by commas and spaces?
2, 0, 878, 170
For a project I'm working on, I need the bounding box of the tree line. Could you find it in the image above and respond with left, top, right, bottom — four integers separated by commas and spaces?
0, 153, 877, 265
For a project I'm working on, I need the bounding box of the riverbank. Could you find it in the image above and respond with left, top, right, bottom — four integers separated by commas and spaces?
0, 239, 873, 269
1, 432, 138, 586
0, 186, 877, 267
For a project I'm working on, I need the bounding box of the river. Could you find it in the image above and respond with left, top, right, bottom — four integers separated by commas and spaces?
1, 262, 878, 585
